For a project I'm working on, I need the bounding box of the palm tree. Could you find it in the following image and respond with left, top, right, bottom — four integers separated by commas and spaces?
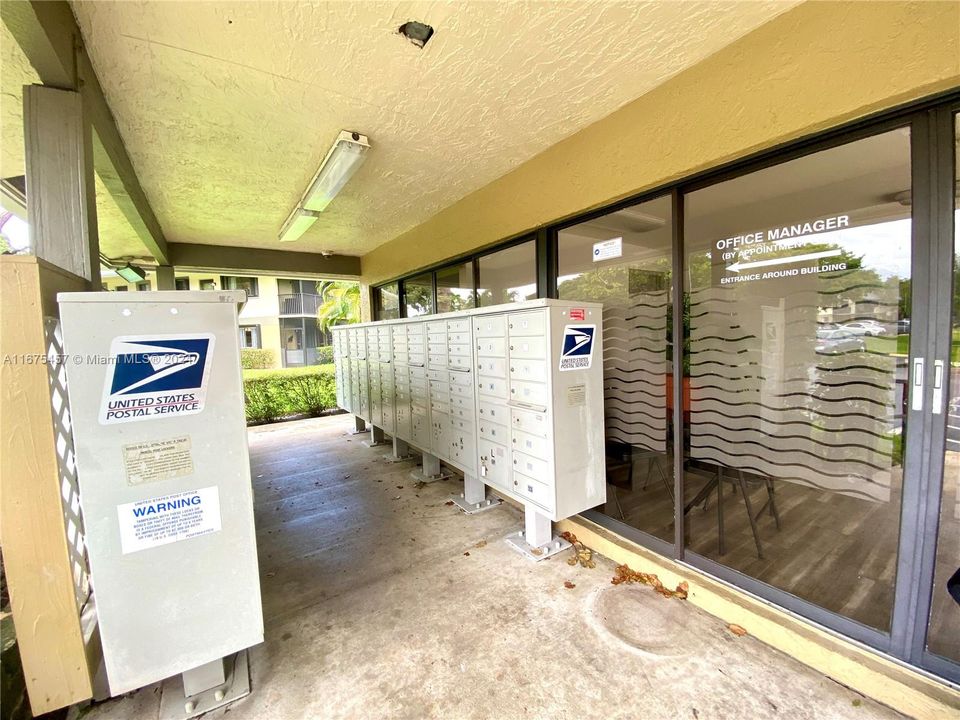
316, 281, 361, 331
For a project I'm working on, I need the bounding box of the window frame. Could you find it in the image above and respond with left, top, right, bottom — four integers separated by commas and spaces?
238, 324, 261, 349
220, 275, 259, 297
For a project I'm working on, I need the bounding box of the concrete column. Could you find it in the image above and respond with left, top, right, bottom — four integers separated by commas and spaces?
155, 265, 176, 290
23, 86, 99, 284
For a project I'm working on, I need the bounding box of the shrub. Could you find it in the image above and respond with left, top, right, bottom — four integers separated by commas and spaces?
241, 348, 275, 370
243, 366, 337, 423
315, 345, 334, 364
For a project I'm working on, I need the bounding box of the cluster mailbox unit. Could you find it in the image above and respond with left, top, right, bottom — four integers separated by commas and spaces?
333, 299, 605, 558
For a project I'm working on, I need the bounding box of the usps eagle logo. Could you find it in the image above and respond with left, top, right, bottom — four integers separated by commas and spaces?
100, 334, 215, 424
558, 324, 596, 371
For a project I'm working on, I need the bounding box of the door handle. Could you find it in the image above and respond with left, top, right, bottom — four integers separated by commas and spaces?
932, 359, 945, 415
912, 357, 924, 412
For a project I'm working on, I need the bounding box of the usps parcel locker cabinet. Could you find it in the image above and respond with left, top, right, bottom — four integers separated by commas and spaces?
57, 291, 263, 695
475, 301, 606, 521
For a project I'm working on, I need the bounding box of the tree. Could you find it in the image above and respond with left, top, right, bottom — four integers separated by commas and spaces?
316, 281, 361, 331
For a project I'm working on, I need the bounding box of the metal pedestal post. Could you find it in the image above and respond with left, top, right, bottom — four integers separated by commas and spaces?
349, 416, 367, 435
159, 652, 250, 720
362, 425, 387, 447
449, 473, 502, 514
505, 506, 571, 561
409, 452, 450, 482
384, 437, 414, 463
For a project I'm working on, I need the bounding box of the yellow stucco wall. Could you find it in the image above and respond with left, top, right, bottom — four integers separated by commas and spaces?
359, 0, 960, 303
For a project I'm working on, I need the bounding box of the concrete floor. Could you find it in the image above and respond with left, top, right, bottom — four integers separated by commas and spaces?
77, 414, 902, 720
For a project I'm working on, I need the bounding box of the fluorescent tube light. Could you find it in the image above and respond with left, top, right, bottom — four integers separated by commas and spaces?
279, 130, 370, 243
302, 131, 370, 213
279, 209, 320, 243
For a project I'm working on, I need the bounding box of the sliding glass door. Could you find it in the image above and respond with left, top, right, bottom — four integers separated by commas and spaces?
682, 126, 914, 634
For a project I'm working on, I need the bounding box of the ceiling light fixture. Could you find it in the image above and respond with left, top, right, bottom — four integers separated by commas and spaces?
279, 130, 370, 243
116, 262, 147, 283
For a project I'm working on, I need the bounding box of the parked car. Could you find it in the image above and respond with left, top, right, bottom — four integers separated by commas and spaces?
816, 328, 866, 354
841, 320, 887, 337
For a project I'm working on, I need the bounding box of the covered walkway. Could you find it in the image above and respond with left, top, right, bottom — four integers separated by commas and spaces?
78, 415, 897, 720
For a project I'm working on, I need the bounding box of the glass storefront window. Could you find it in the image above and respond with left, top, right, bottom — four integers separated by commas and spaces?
404, 273, 434, 316
558, 195, 675, 544
478, 240, 537, 306
436, 262, 475, 313
683, 128, 912, 631
927, 112, 960, 663
375, 282, 400, 320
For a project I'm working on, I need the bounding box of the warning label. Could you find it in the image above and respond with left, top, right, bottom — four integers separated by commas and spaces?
117, 486, 221, 554
123, 436, 194, 486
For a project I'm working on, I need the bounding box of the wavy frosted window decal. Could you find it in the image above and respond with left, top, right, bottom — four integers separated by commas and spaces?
687, 271, 900, 503
559, 194, 675, 544
603, 290, 669, 453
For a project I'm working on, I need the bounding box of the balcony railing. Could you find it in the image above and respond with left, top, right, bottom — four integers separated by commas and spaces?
278, 293, 321, 316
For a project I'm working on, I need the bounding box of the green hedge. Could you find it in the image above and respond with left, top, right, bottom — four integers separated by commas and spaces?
243, 366, 337, 423
315, 345, 334, 364
241, 348, 276, 369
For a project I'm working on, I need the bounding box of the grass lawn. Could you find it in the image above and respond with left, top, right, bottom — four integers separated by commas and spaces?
864, 331, 960, 363
243, 364, 334, 380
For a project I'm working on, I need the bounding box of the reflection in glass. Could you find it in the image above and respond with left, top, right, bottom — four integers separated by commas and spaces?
558, 196, 675, 543
683, 128, 912, 631
404, 272, 434, 316
376, 282, 400, 320
437, 262, 475, 313
927, 113, 960, 662
478, 241, 537, 306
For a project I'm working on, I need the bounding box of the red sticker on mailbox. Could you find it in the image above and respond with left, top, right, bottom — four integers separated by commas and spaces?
570, 308, 586, 321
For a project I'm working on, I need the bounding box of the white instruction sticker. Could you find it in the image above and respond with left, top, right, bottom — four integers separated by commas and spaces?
592, 237, 622, 262
117, 486, 221, 554
123, 436, 194, 486
567, 384, 586, 407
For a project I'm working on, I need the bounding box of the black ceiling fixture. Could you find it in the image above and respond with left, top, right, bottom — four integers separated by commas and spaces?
398, 21, 434, 49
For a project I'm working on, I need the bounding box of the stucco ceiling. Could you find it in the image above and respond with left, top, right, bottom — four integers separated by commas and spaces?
69, 0, 798, 258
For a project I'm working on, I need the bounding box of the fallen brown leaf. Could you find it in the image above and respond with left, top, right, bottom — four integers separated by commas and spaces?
463, 551, 470, 557
563, 581, 576, 589
444, 500, 455, 506
727, 624, 747, 637
396, 485, 404, 489
562, 531, 596, 568
611, 564, 688, 600
475, 540, 487, 549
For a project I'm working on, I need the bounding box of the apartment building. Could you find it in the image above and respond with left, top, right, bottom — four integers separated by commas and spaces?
101, 271, 331, 368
